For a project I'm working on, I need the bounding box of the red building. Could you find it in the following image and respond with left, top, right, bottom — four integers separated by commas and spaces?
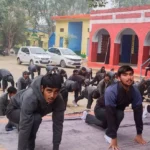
88, 5, 150, 75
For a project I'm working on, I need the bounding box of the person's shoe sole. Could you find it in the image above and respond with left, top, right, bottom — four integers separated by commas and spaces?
104, 134, 111, 144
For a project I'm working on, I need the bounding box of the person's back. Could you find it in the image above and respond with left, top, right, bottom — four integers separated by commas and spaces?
69, 74, 85, 84
63, 80, 78, 92
0, 69, 11, 77
84, 86, 97, 99
28, 64, 37, 72
0, 93, 9, 116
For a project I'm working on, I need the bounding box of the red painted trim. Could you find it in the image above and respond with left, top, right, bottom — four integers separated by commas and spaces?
116, 13, 141, 19
91, 5, 150, 14
90, 15, 112, 20
145, 12, 150, 17
51, 14, 90, 20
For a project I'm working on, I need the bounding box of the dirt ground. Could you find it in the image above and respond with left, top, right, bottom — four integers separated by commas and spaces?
0, 56, 150, 150
0, 56, 98, 114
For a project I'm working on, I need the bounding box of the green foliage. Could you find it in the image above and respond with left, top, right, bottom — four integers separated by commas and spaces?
87, 0, 108, 8
112, 0, 150, 7
63, 34, 77, 47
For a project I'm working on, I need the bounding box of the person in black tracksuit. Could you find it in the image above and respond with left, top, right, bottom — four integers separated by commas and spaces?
0, 69, 15, 92
84, 67, 93, 79
60, 80, 79, 108
28, 64, 41, 79
0, 86, 17, 131
78, 67, 89, 79
6, 74, 65, 150
83, 65, 146, 150
17, 71, 32, 92
145, 62, 150, 76
68, 73, 85, 98
89, 66, 106, 86
74, 85, 100, 109
97, 74, 111, 96
96, 66, 106, 74
57, 69, 67, 84
46, 65, 58, 74
134, 79, 148, 101
89, 72, 105, 86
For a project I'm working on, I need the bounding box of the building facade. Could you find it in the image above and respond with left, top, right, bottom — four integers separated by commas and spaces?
88, 5, 150, 75
25, 29, 49, 50
51, 15, 90, 57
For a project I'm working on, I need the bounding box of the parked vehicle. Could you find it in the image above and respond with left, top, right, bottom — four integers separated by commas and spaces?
0, 50, 7, 56
17, 46, 52, 66
47, 47, 82, 68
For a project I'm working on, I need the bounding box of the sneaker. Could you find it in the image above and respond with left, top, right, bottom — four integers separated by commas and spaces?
104, 134, 112, 144
81, 111, 88, 120
72, 100, 78, 107
143, 104, 148, 118
5, 127, 13, 131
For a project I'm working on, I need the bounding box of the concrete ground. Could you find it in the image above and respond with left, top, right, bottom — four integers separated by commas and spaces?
0, 112, 150, 150
0, 56, 150, 150
0, 56, 97, 114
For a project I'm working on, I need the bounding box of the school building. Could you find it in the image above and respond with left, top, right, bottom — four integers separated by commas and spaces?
51, 14, 90, 57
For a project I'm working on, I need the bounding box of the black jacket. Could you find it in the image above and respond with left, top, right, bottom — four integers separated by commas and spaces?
17, 77, 32, 91
63, 80, 78, 92
28, 64, 40, 72
97, 79, 111, 96
0, 93, 9, 116
0, 69, 12, 82
96, 82, 143, 139
6, 76, 65, 150
68, 74, 85, 84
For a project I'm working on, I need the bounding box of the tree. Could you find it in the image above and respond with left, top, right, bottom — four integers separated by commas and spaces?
24, 0, 91, 34
111, 0, 150, 7
87, 0, 108, 8
0, 2, 27, 52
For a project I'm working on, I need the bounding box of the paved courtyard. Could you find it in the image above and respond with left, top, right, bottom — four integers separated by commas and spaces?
0, 56, 150, 150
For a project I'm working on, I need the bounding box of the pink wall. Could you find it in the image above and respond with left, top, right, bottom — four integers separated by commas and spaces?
88, 23, 150, 75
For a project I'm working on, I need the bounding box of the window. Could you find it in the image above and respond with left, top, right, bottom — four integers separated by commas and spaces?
21, 48, 26, 53
21, 48, 30, 54
60, 28, 64, 32
24, 48, 30, 54
55, 49, 61, 55
48, 48, 55, 53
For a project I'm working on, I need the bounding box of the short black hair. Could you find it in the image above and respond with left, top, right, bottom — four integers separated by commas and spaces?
7, 86, 17, 94
73, 69, 78, 74
101, 66, 105, 69
104, 73, 111, 79
23, 71, 30, 75
81, 67, 86, 71
59, 69, 66, 75
41, 74, 62, 89
117, 65, 134, 77
92, 90, 100, 99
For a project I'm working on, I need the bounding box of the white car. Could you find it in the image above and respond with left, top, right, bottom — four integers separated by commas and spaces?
17, 46, 52, 66
48, 47, 82, 68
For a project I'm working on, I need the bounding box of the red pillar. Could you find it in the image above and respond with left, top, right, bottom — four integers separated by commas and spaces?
113, 43, 120, 65
143, 46, 150, 65
109, 37, 118, 66
137, 39, 145, 73
90, 42, 98, 62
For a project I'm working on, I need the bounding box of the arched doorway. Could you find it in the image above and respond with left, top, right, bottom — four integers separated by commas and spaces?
115, 28, 139, 65
143, 32, 150, 64
92, 29, 110, 64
